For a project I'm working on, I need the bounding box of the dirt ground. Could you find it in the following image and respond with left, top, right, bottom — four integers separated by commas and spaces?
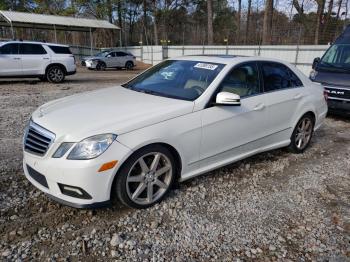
0, 68, 350, 261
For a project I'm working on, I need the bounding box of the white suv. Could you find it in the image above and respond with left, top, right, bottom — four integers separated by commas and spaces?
0, 41, 76, 83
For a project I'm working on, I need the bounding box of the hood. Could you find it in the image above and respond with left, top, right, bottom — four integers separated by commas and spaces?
32, 87, 194, 142
313, 70, 350, 88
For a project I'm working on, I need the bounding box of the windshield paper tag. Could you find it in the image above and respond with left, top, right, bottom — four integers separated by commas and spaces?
194, 63, 218, 70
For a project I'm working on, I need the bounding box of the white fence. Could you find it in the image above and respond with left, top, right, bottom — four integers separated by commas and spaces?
121, 45, 329, 75
70, 44, 329, 76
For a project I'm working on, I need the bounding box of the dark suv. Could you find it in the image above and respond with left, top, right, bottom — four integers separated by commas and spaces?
310, 25, 350, 114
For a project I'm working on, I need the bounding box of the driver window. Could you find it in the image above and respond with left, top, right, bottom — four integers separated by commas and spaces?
219, 62, 260, 97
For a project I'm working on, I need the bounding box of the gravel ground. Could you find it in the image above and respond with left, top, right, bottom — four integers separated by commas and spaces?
0, 68, 350, 261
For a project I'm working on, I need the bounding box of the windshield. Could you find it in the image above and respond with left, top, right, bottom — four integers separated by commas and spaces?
123, 60, 225, 101
319, 44, 350, 72
95, 51, 110, 57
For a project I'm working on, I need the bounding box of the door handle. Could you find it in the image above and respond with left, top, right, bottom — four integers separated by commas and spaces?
13, 57, 21, 60
43, 57, 50, 60
253, 103, 265, 111
293, 93, 303, 100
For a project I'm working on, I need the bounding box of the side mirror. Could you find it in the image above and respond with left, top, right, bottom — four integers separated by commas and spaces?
312, 57, 320, 69
107, 54, 112, 58
215, 92, 241, 106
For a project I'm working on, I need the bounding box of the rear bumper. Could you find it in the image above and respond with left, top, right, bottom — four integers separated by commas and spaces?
66, 70, 76, 76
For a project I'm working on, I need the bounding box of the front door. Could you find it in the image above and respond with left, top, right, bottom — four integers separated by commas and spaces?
200, 62, 268, 167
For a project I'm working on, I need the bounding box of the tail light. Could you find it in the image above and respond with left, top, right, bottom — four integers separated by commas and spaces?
70, 55, 76, 64
323, 89, 328, 101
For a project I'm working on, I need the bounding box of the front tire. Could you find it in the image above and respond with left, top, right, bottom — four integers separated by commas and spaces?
114, 145, 175, 209
96, 62, 106, 71
288, 114, 315, 153
46, 65, 65, 83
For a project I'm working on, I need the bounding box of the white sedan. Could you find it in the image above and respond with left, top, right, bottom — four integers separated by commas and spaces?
23, 56, 328, 209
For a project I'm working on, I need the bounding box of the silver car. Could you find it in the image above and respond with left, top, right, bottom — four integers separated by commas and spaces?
82, 50, 136, 70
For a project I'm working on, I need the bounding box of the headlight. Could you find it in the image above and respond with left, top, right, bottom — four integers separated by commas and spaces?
67, 134, 117, 160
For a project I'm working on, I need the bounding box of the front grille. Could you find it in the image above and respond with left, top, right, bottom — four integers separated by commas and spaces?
24, 121, 55, 156
27, 165, 48, 188
324, 86, 350, 101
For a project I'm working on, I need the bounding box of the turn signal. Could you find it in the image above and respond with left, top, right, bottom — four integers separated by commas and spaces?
98, 160, 118, 172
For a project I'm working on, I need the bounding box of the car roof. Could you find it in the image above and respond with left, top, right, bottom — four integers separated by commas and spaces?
0, 40, 69, 47
175, 55, 291, 66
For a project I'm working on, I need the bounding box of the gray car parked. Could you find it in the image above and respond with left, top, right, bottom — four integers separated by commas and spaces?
82, 50, 136, 70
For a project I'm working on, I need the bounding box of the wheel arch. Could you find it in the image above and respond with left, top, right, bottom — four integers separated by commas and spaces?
125, 60, 134, 66
109, 142, 182, 200
294, 110, 316, 128
45, 63, 67, 74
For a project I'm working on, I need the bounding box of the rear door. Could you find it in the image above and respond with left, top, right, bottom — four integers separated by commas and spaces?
19, 43, 48, 75
116, 52, 128, 67
0, 43, 21, 76
259, 61, 305, 140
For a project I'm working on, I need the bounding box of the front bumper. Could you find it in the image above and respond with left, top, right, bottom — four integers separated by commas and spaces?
84, 60, 97, 69
23, 140, 132, 208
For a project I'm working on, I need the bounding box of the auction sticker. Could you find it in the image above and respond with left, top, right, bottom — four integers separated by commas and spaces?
194, 63, 218, 70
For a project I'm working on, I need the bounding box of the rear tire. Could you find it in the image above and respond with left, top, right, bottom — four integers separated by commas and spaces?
114, 145, 175, 209
125, 61, 134, 70
288, 113, 315, 153
46, 65, 65, 83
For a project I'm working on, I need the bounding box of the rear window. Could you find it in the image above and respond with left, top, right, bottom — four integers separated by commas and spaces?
48, 45, 72, 54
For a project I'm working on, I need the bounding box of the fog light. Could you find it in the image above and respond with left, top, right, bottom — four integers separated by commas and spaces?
58, 183, 92, 199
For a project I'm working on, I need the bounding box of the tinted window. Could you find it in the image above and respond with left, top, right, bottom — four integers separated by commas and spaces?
116, 52, 127, 57
288, 68, 303, 87
20, 44, 47, 55
219, 62, 260, 97
49, 45, 71, 54
0, 43, 19, 55
107, 52, 116, 57
261, 62, 298, 92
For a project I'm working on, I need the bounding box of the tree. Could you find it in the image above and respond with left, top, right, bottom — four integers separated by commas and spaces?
207, 0, 214, 44
315, 0, 325, 44
152, 0, 159, 45
237, 0, 242, 43
245, 0, 252, 43
262, 0, 274, 44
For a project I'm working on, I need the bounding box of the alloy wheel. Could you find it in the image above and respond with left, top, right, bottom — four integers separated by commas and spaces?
295, 117, 313, 150
48, 67, 64, 83
126, 152, 172, 205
